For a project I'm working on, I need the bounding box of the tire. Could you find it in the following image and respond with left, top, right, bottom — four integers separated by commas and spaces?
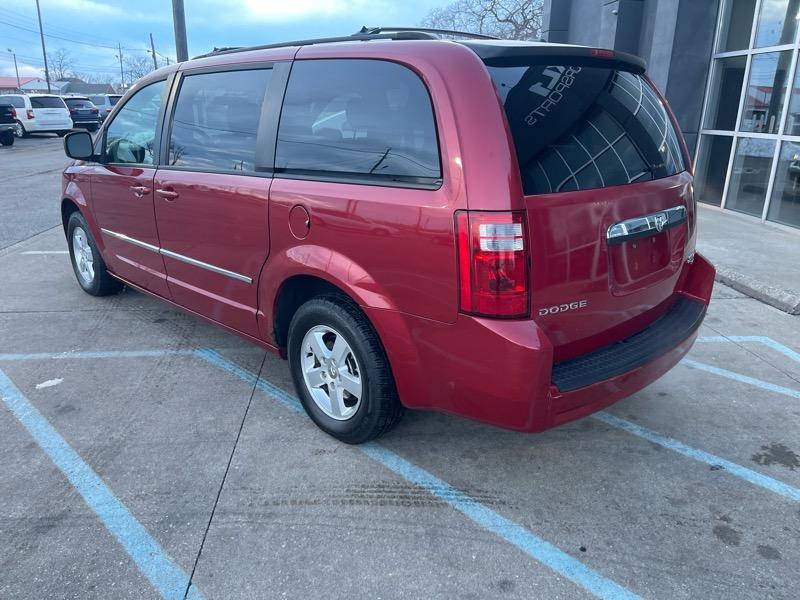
66, 211, 123, 296
0, 131, 13, 146
288, 296, 404, 444
14, 121, 27, 138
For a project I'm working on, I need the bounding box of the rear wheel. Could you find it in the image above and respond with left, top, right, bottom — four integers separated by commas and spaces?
288, 296, 404, 444
0, 131, 13, 146
67, 211, 123, 296
14, 121, 27, 138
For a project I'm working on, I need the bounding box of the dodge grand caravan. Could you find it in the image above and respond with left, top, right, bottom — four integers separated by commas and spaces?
60, 28, 715, 443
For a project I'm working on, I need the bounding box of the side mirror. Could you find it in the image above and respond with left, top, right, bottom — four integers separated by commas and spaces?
64, 130, 95, 161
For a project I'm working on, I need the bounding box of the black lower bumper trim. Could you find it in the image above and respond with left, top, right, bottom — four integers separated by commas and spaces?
551, 296, 706, 392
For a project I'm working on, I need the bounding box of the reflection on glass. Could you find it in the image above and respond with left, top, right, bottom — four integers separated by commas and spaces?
717, 0, 757, 52
754, 0, 800, 48
703, 56, 747, 130
694, 135, 734, 206
726, 137, 775, 216
767, 141, 800, 226
740, 51, 792, 133
784, 61, 800, 133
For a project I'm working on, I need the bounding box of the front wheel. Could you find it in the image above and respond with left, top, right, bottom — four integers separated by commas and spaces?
67, 212, 123, 296
288, 296, 404, 444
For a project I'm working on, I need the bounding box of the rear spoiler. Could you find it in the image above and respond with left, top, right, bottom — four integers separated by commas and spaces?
460, 42, 646, 75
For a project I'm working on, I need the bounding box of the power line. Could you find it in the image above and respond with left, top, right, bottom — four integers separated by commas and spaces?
0, 18, 152, 53
2, 6, 125, 47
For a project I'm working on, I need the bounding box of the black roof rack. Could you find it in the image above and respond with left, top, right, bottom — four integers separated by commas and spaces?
193, 26, 498, 60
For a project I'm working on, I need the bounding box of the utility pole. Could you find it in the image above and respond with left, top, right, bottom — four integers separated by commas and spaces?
6, 49, 20, 90
117, 43, 125, 91
149, 33, 158, 69
34, 0, 51, 93
172, 0, 188, 62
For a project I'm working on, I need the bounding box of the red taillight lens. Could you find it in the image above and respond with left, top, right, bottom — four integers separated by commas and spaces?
10, 108, 16, 118
26, 109, 34, 119
69, 108, 77, 113
456, 210, 529, 318
105, 107, 112, 112
91, 108, 99, 114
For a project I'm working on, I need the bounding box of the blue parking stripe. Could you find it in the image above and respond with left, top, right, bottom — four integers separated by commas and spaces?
0, 349, 196, 361
593, 412, 800, 503
683, 358, 800, 399
696, 335, 800, 363
194, 349, 641, 600
0, 368, 203, 600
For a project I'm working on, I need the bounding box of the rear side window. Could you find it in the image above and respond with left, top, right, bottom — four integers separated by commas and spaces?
168, 69, 272, 172
487, 64, 685, 195
275, 59, 441, 184
31, 96, 66, 109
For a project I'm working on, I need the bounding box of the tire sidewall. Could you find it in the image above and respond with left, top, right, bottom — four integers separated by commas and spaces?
67, 212, 103, 295
288, 300, 381, 442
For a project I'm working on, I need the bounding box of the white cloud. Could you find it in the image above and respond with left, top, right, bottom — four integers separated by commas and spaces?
0, 62, 44, 78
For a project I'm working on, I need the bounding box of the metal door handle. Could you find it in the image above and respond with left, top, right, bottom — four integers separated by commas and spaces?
129, 185, 150, 198
156, 188, 179, 200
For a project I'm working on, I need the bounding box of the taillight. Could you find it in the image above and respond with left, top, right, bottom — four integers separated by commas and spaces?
69, 108, 77, 113
456, 210, 529, 318
91, 108, 99, 114
26, 109, 34, 119
105, 107, 111, 112
10, 107, 16, 119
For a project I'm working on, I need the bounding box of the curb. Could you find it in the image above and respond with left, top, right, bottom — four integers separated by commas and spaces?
714, 265, 800, 316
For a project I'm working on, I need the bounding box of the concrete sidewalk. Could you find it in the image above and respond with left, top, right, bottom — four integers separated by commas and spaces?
697, 205, 800, 315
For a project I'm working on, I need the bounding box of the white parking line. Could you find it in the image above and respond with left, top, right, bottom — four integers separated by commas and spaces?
20, 250, 69, 255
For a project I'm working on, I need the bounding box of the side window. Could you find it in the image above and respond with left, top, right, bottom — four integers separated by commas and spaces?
105, 80, 165, 165
168, 69, 272, 172
275, 59, 441, 182
6, 96, 25, 109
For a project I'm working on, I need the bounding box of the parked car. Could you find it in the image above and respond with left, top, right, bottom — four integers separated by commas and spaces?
0, 103, 15, 146
62, 96, 101, 131
60, 28, 715, 443
0, 93, 72, 137
88, 94, 122, 121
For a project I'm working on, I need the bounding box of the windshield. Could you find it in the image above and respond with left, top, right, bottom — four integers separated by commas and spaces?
31, 96, 66, 109
486, 63, 685, 195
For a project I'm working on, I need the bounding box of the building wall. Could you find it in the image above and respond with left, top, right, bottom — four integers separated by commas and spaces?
543, 0, 720, 157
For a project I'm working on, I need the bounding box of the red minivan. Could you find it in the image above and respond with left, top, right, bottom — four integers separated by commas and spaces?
61, 28, 715, 443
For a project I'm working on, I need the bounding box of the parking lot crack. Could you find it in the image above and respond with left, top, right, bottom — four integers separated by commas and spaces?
182, 351, 268, 600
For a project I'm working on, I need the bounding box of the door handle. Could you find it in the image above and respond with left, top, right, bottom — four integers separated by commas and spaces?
129, 185, 150, 198
156, 188, 179, 200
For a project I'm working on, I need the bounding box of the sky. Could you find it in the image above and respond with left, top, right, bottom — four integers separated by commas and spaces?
0, 0, 453, 82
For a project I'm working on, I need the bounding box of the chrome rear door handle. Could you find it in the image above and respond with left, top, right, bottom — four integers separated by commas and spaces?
607, 205, 687, 245
129, 185, 150, 198
156, 188, 179, 200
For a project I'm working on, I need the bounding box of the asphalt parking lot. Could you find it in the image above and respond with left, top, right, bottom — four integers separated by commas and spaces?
1, 140, 799, 600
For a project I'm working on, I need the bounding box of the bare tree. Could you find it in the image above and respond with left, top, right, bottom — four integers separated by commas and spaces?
123, 54, 154, 83
47, 48, 75, 80
422, 0, 543, 40
70, 72, 113, 85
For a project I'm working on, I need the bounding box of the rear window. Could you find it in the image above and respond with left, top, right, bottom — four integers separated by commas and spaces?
31, 96, 66, 109
109, 95, 121, 106
487, 63, 685, 195
1, 96, 25, 108
65, 98, 93, 108
275, 59, 441, 184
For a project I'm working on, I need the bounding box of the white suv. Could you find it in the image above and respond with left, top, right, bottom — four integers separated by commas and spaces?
0, 93, 73, 137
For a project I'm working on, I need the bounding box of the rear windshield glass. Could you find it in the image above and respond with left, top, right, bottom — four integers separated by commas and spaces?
486, 63, 685, 195
31, 96, 65, 109
109, 95, 121, 106
65, 98, 93, 108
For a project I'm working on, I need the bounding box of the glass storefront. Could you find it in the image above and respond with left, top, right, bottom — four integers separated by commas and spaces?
696, 0, 800, 228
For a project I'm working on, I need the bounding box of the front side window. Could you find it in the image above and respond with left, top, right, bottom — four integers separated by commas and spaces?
487, 63, 686, 195
275, 59, 441, 183
31, 96, 66, 109
105, 80, 165, 165
168, 69, 272, 172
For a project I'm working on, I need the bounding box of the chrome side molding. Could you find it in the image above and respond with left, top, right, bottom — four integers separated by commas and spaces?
606, 205, 687, 245
101, 228, 253, 284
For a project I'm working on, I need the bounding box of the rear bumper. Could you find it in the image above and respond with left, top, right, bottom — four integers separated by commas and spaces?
371, 252, 715, 433
25, 119, 72, 132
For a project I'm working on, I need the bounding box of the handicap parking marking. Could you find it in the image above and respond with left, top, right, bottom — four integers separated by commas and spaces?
195, 349, 641, 600
0, 368, 204, 600
593, 412, 800, 503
